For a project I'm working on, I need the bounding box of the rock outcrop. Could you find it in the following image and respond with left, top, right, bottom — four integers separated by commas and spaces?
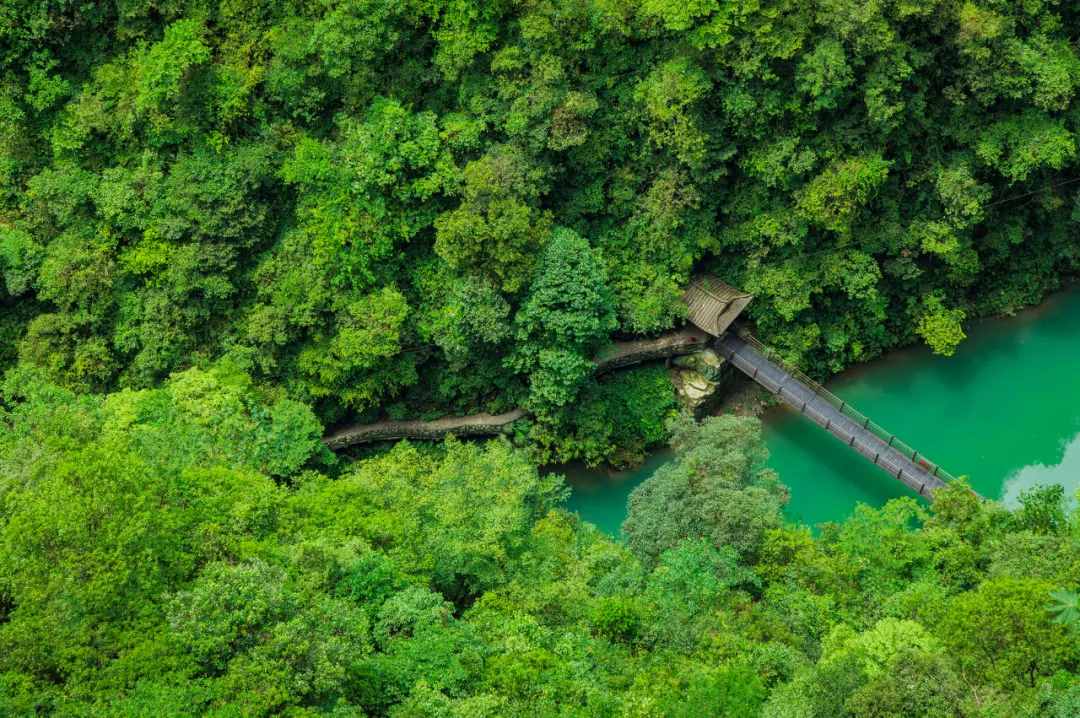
669, 348, 726, 414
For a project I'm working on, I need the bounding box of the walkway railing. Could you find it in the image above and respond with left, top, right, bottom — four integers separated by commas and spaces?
736, 330, 958, 484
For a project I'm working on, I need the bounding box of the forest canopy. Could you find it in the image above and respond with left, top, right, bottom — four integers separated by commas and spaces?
3, 380, 1080, 716
5, 0, 1080, 715
4, 0, 1080, 461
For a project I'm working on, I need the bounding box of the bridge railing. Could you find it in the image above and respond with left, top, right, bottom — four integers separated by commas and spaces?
736, 330, 959, 483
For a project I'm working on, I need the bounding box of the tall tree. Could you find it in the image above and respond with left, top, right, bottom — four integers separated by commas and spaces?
623, 414, 788, 568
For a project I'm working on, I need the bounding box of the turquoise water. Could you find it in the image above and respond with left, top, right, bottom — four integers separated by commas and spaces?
564, 289, 1080, 532
561, 450, 673, 535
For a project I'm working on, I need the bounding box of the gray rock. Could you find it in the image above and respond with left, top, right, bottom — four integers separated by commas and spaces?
671, 348, 725, 381
669, 350, 727, 414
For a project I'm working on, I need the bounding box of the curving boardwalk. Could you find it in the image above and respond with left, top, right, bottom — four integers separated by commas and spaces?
324, 328, 711, 449
715, 333, 949, 499
323, 409, 525, 449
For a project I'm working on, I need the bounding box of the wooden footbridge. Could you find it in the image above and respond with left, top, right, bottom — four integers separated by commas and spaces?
714, 332, 950, 498
686, 276, 956, 499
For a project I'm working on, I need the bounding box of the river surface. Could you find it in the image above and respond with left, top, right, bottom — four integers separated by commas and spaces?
564, 289, 1080, 534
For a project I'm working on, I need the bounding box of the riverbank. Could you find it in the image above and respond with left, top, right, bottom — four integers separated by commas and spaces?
566, 287, 1080, 533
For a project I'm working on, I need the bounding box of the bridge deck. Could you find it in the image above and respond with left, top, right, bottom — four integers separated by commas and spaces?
715, 333, 947, 499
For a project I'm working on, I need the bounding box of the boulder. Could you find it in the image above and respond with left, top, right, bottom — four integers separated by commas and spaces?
669, 349, 727, 414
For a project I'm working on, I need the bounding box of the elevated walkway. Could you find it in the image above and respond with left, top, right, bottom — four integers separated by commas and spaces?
715, 332, 953, 499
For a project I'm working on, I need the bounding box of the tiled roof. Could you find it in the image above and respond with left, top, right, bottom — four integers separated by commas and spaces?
683, 275, 753, 336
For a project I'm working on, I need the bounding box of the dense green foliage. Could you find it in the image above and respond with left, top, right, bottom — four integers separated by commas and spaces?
624, 414, 788, 568
5, 0, 1080, 459
6, 1, 1080, 714
4, 381, 1080, 716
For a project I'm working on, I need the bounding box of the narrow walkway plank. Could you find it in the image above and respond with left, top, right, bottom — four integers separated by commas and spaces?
323, 409, 526, 449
